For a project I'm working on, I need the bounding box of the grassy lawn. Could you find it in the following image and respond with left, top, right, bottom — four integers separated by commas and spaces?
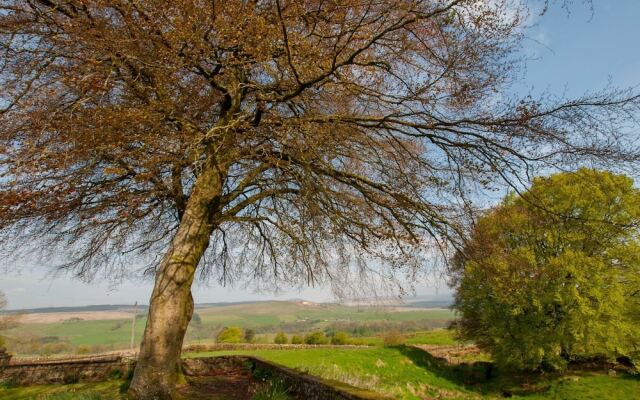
0, 381, 123, 400
405, 329, 460, 346
185, 347, 477, 399
348, 328, 462, 346
185, 347, 640, 400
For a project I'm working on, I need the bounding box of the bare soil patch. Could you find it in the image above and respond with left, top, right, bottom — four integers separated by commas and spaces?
18, 311, 133, 324
178, 372, 267, 400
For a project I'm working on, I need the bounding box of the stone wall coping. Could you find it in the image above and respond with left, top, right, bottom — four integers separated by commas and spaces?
183, 343, 374, 352
2, 353, 390, 399
9, 354, 134, 367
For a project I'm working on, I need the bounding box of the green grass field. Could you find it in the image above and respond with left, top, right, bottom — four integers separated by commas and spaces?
0, 381, 122, 400
7, 319, 148, 347
184, 347, 640, 400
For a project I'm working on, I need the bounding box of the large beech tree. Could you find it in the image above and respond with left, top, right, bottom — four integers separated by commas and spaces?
0, 1, 638, 398
451, 169, 640, 370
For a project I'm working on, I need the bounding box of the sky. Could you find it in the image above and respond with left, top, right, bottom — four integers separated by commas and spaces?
1, 0, 639, 309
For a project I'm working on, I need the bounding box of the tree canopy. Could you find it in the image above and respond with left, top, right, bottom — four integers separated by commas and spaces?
215, 326, 243, 344
1, 0, 638, 289
1, 1, 639, 398
451, 169, 640, 370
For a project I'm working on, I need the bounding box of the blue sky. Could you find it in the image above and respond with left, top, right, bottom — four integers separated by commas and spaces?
1, 1, 639, 309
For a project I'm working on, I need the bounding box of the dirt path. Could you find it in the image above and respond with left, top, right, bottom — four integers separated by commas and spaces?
178, 371, 265, 400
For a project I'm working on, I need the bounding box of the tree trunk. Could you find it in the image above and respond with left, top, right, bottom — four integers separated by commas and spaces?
128, 167, 222, 400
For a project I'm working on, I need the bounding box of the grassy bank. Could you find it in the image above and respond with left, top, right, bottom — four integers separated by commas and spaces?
0, 381, 122, 400
185, 347, 640, 400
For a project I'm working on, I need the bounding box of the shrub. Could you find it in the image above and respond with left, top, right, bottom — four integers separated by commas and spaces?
216, 326, 243, 343
290, 335, 303, 345
304, 331, 329, 345
63, 372, 80, 384
244, 328, 256, 343
76, 345, 91, 355
274, 332, 288, 344
110, 368, 123, 379
382, 331, 405, 347
40, 336, 61, 344
251, 379, 290, 400
43, 342, 72, 355
330, 331, 350, 345
90, 344, 108, 354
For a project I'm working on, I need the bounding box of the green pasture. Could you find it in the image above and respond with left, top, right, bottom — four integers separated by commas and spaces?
4, 302, 455, 353
5, 318, 147, 348
195, 301, 454, 326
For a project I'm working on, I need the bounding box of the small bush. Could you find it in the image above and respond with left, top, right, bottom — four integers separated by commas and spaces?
216, 326, 244, 343
119, 370, 135, 393
382, 331, 405, 347
304, 331, 329, 345
0, 379, 17, 389
43, 342, 72, 355
109, 368, 123, 379
274, 332, 288, 344
109, 321, 124, 331
62, 373, 80, 385
290, 335, 303, 344
253, 335, 269, 344
90, 344, 108, 354
40, 336, 61, 344
331, 331, 350, 345
252, 366, 273, 381
76, 345, 91, 355
252, 379, 290, 400
245, 329, 256, 343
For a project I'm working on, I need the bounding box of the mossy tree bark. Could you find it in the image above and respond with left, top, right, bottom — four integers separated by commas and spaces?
127, 167, 223, 400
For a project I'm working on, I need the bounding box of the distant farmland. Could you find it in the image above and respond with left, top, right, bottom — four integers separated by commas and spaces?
3, 300, 455, 355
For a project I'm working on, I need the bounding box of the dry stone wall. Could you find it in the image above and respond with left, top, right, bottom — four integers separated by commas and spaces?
183, 343, 372, 352
1, 354, 388, 399
183, 356, 388, 400
0, 355, 134, 385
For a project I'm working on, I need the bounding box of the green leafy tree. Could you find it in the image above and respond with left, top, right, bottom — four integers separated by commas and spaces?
274, 332, 288, 345
290, 335, 304, 345
382, 330, 406, 347
330, 331, 351, 345
244, 329, 256, 343
304, 331, 329, 345
452, 169, 640, 370
215, 327, 243, 344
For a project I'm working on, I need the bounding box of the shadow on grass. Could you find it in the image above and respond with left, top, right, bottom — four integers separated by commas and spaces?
395, 345, 618, 398
396, 346, 506, 395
